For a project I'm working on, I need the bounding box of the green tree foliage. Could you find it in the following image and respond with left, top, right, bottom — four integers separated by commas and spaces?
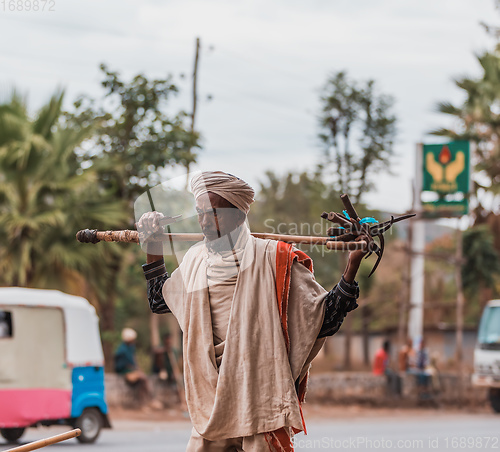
67, 65, 200, 364
0, 65, 199, 367
0, 90, 128, 291
318, 71, 397, 203
431, 52, 500, 211
431, 9, 500, 329
462, 225, 500, 303
70, 64, 199, 200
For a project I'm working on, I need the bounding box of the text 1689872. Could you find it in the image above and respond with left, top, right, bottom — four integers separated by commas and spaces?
1, 0, 55, 11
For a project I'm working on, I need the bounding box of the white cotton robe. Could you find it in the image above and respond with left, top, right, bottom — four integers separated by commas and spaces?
162, 228, 327, 441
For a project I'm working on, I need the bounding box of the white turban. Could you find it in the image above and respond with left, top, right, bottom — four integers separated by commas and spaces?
190, 171, 255, 214
121, 327, 137, 342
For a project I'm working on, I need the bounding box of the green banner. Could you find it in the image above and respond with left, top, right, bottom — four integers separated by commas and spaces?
423, 141, 469, 194
422, 141, 470, 217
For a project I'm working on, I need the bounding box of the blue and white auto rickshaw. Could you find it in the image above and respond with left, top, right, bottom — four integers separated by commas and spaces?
0, 288, 111, 444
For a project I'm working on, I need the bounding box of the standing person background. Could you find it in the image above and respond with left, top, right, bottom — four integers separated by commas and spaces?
137, 171, 368, 451
373, 339, 391, 376
373, 339, 401, 397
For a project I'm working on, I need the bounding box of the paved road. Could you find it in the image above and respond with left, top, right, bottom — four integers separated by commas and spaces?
1, 413, 499, 451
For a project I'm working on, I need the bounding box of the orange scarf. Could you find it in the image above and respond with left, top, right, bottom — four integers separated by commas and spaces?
265, 242, 313, 451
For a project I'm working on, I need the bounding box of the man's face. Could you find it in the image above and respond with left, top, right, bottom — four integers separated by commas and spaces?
195, 192, 244, 241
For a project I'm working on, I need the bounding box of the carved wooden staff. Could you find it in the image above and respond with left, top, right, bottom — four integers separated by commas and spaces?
75, 229, 368, 251
5, 429, 81, 452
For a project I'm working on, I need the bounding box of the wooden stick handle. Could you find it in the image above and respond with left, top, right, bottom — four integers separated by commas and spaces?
5, 429, 81, 452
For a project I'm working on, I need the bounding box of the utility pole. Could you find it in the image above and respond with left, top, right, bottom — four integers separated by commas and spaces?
191, 37, 200, 135
398, 179, 416, 350
455, 224, 465, 403
455, 226, 464, 364
398, 185, 413, 351
408, 143, 425, 347
185, 37, 200, 188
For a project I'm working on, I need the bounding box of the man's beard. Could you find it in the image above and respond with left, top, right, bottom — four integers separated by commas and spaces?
205, 225, 243, 253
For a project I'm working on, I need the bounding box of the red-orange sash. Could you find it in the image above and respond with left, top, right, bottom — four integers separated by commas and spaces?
264, 241, 313, 451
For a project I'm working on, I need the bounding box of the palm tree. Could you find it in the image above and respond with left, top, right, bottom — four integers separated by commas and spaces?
462, 225, 500, 308
431, 52, 500, 212
0, 90, 128, 292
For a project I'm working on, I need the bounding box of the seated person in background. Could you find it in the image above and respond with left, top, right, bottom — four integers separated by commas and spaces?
114, 327, 151, 407
398, 337, 415, 373
152, 332, 181, 384
426, 351, 442, 393
415, 338, 430, 372
411, 338, 432, 401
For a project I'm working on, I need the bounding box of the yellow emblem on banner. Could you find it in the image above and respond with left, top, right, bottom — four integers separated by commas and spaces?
425, 145, 465, 193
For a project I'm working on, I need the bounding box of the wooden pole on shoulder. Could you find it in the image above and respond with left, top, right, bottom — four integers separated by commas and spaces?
5, 429, 81, 452
76, 228, 367, 250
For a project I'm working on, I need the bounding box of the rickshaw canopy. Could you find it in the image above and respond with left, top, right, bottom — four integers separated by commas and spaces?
0, 287, 104, 367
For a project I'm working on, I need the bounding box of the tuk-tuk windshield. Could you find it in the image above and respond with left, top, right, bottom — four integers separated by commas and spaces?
478, 306, 500, 344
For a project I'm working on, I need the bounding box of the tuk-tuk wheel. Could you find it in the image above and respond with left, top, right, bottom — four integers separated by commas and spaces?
74, 408, 103, 443
1, 427, 25, 442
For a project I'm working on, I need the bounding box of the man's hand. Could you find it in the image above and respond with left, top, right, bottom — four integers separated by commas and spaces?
343, 234, 370, 283
136, 211, 165, 262
349, 234, 370, 263
136, 211, 165, 236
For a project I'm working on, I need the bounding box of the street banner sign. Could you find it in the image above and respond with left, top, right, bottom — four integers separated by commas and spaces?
421, 141, 470, 218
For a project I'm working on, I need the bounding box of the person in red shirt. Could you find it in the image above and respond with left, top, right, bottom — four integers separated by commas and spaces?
373, 339, 390, 376
373, 339, 403, 396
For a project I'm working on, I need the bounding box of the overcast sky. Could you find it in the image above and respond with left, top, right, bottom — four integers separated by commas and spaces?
1, 0, 497, 213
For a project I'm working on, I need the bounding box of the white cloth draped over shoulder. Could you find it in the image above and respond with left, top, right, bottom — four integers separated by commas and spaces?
162, 226, 327, 441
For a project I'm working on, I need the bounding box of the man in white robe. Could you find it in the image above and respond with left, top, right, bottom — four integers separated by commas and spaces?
138, 171, 367, 451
